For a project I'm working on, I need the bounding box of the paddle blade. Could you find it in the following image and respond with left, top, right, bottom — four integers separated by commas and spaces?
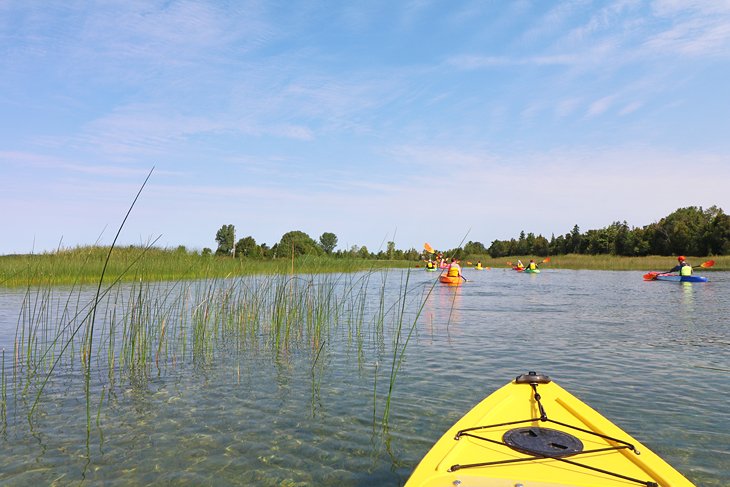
506, 261, 513, 266
542, 257, 551, 263
643, 272, 659, 281
424, 242, 434, 253
699, 260, 715, 268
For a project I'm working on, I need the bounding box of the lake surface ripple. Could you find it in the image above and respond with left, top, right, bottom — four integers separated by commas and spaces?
0, 269, 727, 486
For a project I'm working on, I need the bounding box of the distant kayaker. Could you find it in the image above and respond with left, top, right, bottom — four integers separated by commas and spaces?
476, 261, 483, 270
516, 259, 524, 269
667, 256, 692, 276
426, 259, 435, 269
527, 259, 538, 271
447, 258, 462, 278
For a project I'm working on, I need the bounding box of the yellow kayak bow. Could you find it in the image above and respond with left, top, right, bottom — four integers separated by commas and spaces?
406, 372, 695, 487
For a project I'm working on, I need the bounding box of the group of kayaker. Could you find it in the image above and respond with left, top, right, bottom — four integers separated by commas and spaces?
514, 259, 539, 271
425, 253, 460, 270
430, 254, 699, 284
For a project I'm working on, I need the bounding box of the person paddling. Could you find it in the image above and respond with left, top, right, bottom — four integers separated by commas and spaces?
447, 258, 463, 280
527, 259, 539, 271
667, 256, 692, 276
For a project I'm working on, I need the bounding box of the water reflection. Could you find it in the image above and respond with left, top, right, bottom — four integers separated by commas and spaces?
681, 281, 694, 310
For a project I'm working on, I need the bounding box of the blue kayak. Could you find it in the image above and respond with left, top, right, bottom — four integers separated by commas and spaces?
656, 274, 708, 283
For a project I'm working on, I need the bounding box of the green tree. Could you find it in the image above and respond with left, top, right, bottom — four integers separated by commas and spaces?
319, 232, 338, 254
386, 241, 395, 259
585, 229, 610, 254
569, 225, 582, 253
516, 231, 529, 255
532, 235, 550, 256
655, 207, 706, 255
611, 221, 640, 256
488, 240, 508, 258
215, 224, 235, 256
277, 230, 323, 257
260, 243, 271, 258
464, 240, 487, 254
235, 236, 259, 257
549, 234, 566, 255
703, 206, 730, 254
404, 248, 420, 260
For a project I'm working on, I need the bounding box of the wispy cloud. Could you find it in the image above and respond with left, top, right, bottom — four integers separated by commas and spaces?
447, 54, 577, 70
586, 94, 618, 117
2, 2, 729, 254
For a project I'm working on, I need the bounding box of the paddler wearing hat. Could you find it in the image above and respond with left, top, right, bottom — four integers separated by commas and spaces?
667, 256, 692, 276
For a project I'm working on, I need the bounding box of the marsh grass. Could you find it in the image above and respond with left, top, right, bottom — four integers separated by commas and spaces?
0, 247, 415, 287
3, 257, 433, 438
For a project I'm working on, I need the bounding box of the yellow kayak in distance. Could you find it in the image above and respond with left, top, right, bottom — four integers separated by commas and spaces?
406, 372, 695, 487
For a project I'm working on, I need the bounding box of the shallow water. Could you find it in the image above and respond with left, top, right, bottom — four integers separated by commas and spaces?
0, 269, 728, 486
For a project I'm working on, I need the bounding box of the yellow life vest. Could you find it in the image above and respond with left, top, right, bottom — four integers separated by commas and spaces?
680, 263, 692, 276
528, 262, 537, 270
447, 266, 460, 277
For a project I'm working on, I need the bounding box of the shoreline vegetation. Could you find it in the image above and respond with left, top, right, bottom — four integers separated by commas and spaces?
0, 245, 726, 287
2, 240, 434, 440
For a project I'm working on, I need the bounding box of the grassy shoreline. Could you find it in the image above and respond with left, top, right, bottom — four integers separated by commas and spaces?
0, 246, 413, 287
0, 247, 726, 287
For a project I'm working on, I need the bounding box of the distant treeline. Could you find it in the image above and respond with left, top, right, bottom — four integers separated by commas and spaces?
206, 205, 728, 261
483, 205, 729, 258
210, 226, 423, 260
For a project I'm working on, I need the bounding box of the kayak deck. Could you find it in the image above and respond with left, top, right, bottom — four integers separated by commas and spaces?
656, 274, 707, 283
439, 275, 462, 285
406, 372, 694, 487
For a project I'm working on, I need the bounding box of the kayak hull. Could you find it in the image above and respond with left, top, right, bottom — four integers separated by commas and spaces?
524, 268, 540, 274
425, 267, 437, 272
406, 373, 694, 487
439, 275, 462, 285
656, 274, 708, 283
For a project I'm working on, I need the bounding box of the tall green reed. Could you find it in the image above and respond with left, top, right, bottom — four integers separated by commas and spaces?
7, 257, 433, 437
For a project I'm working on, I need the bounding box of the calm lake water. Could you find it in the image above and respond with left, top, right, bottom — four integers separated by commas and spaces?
1, 269, 728, 486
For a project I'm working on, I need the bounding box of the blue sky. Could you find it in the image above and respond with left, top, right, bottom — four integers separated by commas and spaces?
2, 1, 729, 255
